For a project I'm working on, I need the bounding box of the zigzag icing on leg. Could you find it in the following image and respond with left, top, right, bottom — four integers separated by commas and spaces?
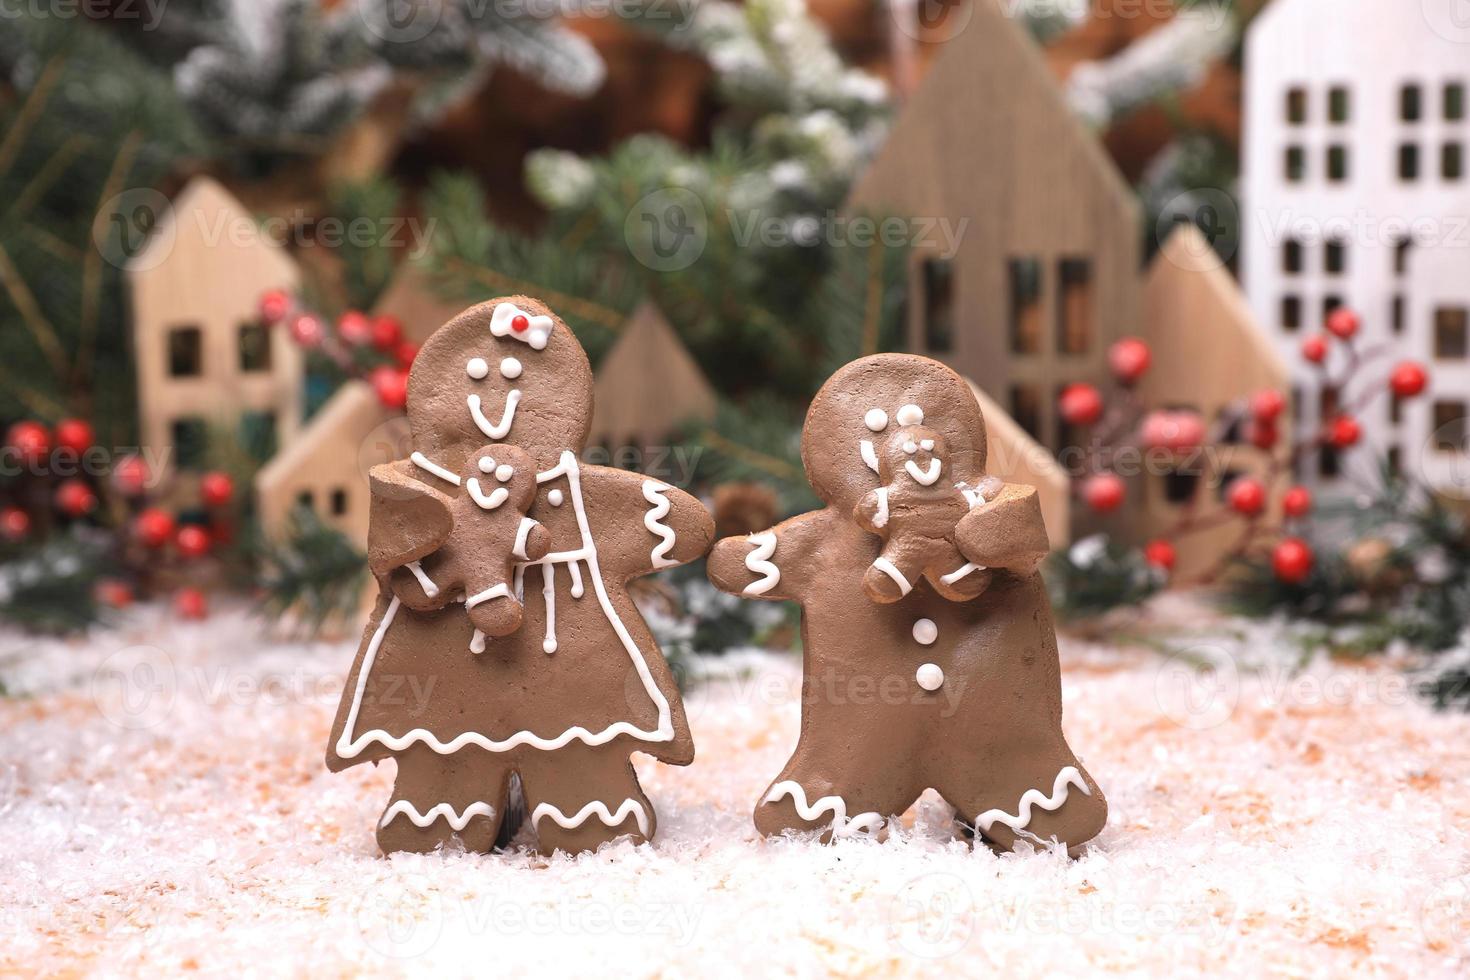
380, 800, 497, 831
975, 766, 1090, 835
531, 799, 650, 838
764, 781, 884, 838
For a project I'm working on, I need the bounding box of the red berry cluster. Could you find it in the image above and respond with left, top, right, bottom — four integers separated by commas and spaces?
257, 290, 416, 410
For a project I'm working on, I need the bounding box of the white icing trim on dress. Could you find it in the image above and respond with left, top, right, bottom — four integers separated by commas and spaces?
405, 561, 439, 598
872, 487, 889, 529
334, 452, 675, 758
743, 532, 780, 595
764, 782, 884, 838
411, 452, 461, 486
512, 517, 537, 560
975, 767, 1091, 835
469, 629, 486, 654
905, 458, 942, 486
465, 583, 511, 609
468, 389, 521, 440
860, 440, 880, 475
531, 799, 649, 839
380, 800, 496, 831
541, 561, 558, 654
490, 302, 553, 350
468, 478, 509, 511
641, 481, 678, 569
940, 562, 985, 586
871, 556, 912, 596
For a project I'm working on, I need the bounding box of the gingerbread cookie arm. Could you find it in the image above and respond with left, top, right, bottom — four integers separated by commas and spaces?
573, 469, 714, 579
953, 483, 1051, 576
707, 510, 831, 603
367, 461, 454, 577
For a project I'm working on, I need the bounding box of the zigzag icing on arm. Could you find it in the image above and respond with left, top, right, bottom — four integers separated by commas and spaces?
531, 799, 649, 838
743, 531, 780, 595
380, 800, 496, 831
641, 481, 678, 569
975, 767, 1090, 834
764, 781, 884, 838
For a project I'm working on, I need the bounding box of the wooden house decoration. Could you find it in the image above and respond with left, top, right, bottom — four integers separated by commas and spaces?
847, 0, 1141, 458
127, 176, 304, 490
1243, 0, 1470, 497
253, 267, 466, 547
587, 301, 718, 456
966, 381, 1072, 551
1137, 226, 1291, 579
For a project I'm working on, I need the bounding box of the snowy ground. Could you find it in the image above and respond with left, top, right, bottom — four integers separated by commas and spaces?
2, 597, 1468, 977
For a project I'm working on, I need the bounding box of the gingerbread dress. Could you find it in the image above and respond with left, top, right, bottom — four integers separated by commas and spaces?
326, 298, 713, 856
707, 354, 1107, 852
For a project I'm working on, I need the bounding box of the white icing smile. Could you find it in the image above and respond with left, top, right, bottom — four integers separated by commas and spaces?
906, 457, 942, 485
468, 389, 521, 440
468, 478, 509, 510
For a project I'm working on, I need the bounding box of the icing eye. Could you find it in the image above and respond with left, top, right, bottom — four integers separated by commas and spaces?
495, 464, 514, 482
478, 456, 495, 474
903, 441, 918, 454
500, 357, 522, 380
896, 404, 924, 426
548, 489, 564, 506
864, 408, 888, 432
920, 439, 935, 451
467, 358, 489, 380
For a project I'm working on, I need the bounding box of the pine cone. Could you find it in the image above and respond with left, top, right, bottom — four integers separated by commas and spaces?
712, 482, 778, 539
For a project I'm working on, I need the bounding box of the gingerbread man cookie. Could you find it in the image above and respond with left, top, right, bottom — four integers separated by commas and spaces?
708, 354, 1107, 853
327, 297, 714, 857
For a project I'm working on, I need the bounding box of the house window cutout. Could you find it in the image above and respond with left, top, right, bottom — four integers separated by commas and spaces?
1283, 238, 1304, 275
1391, 392, 1404, 425
920, 257, 954, 354
1008, 258, 1043, 356
1446, 82, 1465, 122
1388, 446, 1403, 477
1399, 143, 1420, 181
1163, 469, 1200, 505
1325, 240, 1346, 275
1435, 307, 1469, 359
1281, 295, 1302, 332
1009, 384, 1042, 444
1443, 142, 1464, 181
1392, 295, 1406, 334
1285, 146, 1306, 182
240, 411, 279, 463
297, 490, 315, 512
1322, 295, 1343, 324
1328, 85, 1351, 124
1319, 387, 1342, 479
1432, 401, 1467, 453
1401, 83, 1423, 122
168, 326, 203, 378
1056, 257, 1093, 356
1393, 237, 1413, 276
1286, 87, 1307, 124
171, 417, 208, 470
330, 488, 349, 517
238, 323, 273, 373
1327, 145, 1349, 182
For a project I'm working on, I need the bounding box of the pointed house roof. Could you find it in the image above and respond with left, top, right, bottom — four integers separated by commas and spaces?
126, 176, 296, 282
589, 302, 718, 447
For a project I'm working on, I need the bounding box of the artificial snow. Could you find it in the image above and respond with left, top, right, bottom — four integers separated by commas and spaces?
2, 598, 1468, 976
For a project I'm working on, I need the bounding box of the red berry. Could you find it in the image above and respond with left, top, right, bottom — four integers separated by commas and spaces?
371, 315, 403, 352
1248, 420, 1279, 451
1325, 307, 1360, 340
1226, 477, 1267, 517
395, 341, 419, 369
54, 479, 97, 518
0, 507, 30, 541
1108, 337, 1151, 385
6, 421, 50, 465
258, 289, 292, 325
289, 313, 325, 348
1058, 383, 1105, 427
174, 587, 208, 620
1301, 335, 1329, 364
1250, 390, 1287, 423
337, 311, 373, 346
1082, 473, 1126, 513
1144, 539, 1177, 572
54, 418, 96, 455
135, 508, 176, 549
1328, 415, 1362, 448
111, 454, 150, 497
95, 579, 134, 609
199, 471, 234, 508
371, 366, 409, 410
511, 314, 530, 333
1390, 361, 1428, 399
1272, 538, 1314, 584
175, 524, 211, 560
1283, 485, 1313, 518
1140, 411, 1206, 454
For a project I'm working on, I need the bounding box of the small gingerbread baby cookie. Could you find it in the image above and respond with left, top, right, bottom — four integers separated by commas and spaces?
853, 417, 1001, 603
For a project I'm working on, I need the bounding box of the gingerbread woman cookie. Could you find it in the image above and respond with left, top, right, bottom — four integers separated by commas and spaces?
327, 297, 714, 856
708, 354, 1107, 853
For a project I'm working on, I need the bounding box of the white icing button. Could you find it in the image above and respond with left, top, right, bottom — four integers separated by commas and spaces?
477, 456, 496, 474
864, 408, 888, 432
912, 618, 938, 645
896, 404, 924, 426
916, 663, 944, 691
500, 357, 522, 380
548, 489, 564, 506
466, 357, 489, 380
495, 464, 514, 482
903, 441, 918, 454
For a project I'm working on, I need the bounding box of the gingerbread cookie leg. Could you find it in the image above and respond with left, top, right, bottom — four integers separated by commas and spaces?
519, 745, 656, 855
376, 745, 512, 855
754, 734, 923, 842
940, 751, 1107, 856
